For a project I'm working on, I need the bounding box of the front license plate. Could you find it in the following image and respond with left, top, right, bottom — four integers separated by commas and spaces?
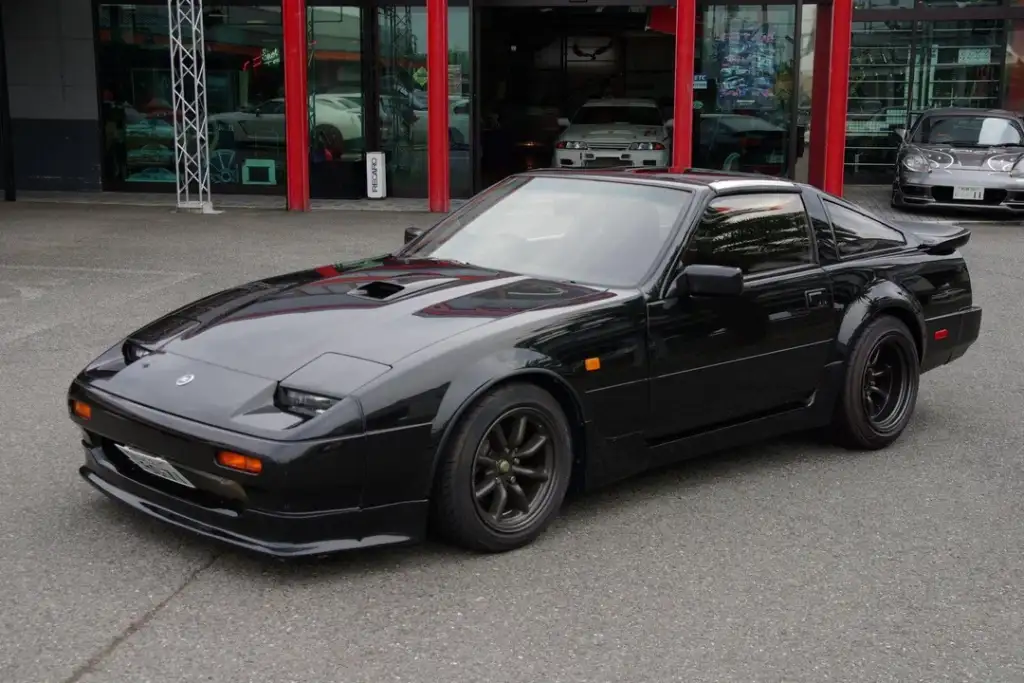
953, 186, 985, 201
116, 444, 196, 489
768, 152, 784, 164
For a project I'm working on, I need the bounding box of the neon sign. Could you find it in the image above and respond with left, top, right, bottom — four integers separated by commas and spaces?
242, 47, 281, 71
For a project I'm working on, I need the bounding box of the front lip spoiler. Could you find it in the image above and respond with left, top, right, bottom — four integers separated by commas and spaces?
80, 452, 428, 559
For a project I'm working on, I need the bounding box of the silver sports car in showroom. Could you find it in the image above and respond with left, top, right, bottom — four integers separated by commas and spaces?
891, 107, 1024, 215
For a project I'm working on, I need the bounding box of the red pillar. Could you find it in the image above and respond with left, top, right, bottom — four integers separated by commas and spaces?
671, 0, 696, 171
807, 3, 832, 189
283, 0, 310, 211
823, 0, 853, 196
427, 0, 450, 213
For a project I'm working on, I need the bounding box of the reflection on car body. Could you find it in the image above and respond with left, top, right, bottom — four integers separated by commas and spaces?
69, 169, 982, 558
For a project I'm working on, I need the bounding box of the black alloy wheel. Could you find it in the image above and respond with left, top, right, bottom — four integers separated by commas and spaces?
432, 383, 573, 552
832, 315, 920, 450
862, 335, 914, 432
471, 409, 557, 534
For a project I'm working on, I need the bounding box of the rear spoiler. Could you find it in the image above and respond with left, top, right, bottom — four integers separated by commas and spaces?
895, 221, 972, 255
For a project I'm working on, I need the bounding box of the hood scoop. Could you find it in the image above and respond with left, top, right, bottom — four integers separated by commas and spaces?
348, 277, 458, 301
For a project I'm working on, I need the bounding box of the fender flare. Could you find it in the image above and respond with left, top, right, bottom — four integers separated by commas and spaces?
834, 279, 926, 365
426, 349, 589, 489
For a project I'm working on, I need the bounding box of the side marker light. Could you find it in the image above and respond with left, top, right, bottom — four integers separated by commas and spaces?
72, 400, 92, 420
216, 451, 263, 475
934, 329, 949, 341
585, 357, 601, 372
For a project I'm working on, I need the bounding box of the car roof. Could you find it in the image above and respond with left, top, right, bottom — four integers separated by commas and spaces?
920, 107, 1021, 118
517, 168, 803, 193
581, 98, 660, 108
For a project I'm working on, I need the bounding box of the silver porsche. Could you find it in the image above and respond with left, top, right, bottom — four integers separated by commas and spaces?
891, 107, 1024, 215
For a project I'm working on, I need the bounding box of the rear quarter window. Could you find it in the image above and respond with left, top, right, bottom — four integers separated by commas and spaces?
823, 201, 906, 258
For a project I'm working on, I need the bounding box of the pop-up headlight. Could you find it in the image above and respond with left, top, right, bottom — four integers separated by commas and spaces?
274, 387, 340, 418
122, 340, 154, 364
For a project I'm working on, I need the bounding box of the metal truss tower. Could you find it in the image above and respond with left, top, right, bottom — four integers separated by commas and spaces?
167, 0, 217, 213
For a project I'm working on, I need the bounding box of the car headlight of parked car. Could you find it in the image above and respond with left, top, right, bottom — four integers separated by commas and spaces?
902, 151, 935, 173
556, 141, 588, 150
986, 154, 1022, 173
629, 141, 666, 151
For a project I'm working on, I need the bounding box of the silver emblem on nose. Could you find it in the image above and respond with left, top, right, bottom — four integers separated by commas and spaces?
176, 374, 195, 386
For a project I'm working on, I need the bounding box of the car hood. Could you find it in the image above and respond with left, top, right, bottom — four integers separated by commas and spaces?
561, 123, 667, 143
124, 257, 611, 381
906, 143, 1024, 170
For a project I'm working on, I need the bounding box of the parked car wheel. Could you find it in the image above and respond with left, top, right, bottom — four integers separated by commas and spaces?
313, 124, 345, 156
832, 315, 920, 450
432, 382, 573, 552
891, 185, 908, 211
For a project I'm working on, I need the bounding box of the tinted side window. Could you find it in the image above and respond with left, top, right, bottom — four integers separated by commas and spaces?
683, 193, 814, 275
823, 201, 906, 258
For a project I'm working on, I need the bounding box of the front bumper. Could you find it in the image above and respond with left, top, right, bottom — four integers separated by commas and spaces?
554, 148, 668, 170
70, 383, 430, 558
921, 305, 983, 374
895, 170, 1024, 213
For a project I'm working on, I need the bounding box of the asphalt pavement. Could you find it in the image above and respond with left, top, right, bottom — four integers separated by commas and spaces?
1, 202, 1022, 683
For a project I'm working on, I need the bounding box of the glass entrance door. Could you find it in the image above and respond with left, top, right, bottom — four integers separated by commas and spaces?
693, 5, 799, 176
308, 5, 367, 200
376, 5, 473, 199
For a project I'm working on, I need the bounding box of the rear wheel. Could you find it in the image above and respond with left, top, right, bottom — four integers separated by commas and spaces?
831, 315, 920, 450
432, 383, 573, 552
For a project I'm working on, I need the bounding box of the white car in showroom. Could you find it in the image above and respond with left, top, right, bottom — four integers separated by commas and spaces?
553, 98, 673, 170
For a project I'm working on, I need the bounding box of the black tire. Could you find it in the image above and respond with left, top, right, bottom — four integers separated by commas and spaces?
891, 187, 906, 210
432, 382, 573, 552
314, 124, 345, 156
832, 315, 920, 450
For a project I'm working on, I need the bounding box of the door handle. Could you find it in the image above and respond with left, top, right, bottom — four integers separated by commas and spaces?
804, 288, 827, 309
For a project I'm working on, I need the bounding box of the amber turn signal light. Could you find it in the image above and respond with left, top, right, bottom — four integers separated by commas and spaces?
72, 400, 92, 420
216, 450, 263, 475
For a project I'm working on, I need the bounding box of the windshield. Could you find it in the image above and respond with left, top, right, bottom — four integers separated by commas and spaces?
399, 176, 691, 287
572, 105, 665, 127
911, 115, 1023, 146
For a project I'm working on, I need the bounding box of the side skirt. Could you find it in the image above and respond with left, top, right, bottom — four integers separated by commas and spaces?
583, 360, 845, 491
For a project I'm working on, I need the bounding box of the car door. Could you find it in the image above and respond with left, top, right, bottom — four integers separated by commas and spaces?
239, 100, 286, 143
646, 189, 840, 441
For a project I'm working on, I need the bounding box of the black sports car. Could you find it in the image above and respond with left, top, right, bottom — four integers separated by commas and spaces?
68, 170, 982, 558
891, 107, 1024, 214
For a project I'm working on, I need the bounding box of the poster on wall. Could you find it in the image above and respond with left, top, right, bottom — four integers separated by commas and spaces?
714, 24, 777, 111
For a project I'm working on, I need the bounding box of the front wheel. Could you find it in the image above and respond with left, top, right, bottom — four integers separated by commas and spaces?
831, 315, 920, 450
432, 383, 573, 552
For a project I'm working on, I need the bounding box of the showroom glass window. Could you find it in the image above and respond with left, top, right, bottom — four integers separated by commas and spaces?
377, 5, 472, 199
692, 5, 797, 177
843, 17, 1004, 184
96, 4, 286, 194
1007, 21, 1024, 112
308, 6, 366, 200
682, 193, 814, 275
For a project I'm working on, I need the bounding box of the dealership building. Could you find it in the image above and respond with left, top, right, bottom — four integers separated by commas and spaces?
0, 0, 1022, 211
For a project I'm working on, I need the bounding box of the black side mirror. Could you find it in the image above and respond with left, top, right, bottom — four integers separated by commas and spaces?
668, 264, 744, 298
404, 226, 424, 245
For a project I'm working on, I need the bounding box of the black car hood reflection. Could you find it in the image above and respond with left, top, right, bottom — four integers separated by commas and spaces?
907, 143, 1024, 170
128, 257, 611, 380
